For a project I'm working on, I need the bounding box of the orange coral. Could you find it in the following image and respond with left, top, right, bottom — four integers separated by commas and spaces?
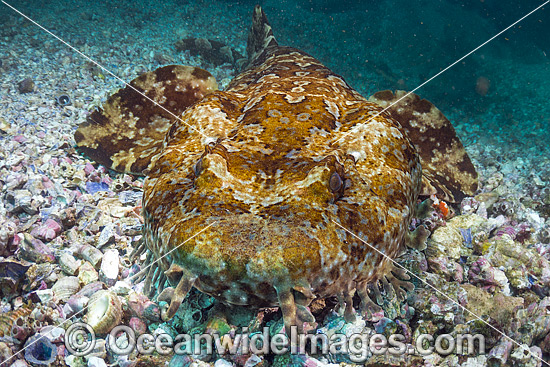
431, 194, 450, 218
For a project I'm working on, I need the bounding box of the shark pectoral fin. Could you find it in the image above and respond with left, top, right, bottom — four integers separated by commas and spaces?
369, 90, 478, 203
75, 65, 217, 175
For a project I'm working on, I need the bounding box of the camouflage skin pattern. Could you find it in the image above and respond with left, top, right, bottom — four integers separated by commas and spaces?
75, 6, 477, 332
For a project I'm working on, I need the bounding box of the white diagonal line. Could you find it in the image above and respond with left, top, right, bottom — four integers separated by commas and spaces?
332, 219, 549, 366
334, 1, 550, 145
0, 1, 209, 140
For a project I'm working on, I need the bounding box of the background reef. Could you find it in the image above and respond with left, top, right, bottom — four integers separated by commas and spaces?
1, 0, 550, 366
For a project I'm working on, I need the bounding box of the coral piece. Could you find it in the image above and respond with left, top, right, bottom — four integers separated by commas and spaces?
481, 233, 550, 291
487, 339, 514, 367
405, 224, 429, 251
468, 257, 510, 294
510, 344, 542, 367
509, 297, 550, 350
460, 284, 523, 327
426, 213, 492, 261
426, 223, 464, 260
427, 257, 464, 282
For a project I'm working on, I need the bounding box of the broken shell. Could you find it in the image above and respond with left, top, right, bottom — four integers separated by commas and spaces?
111, 281, 131, 296
9, 360, 28, 367
35, 289, 54, 304
17, 78, 35, 94
76, 245, 103, 268
97, 223, 116, 249
99, 249, 119, 286
487, 338, 513, 366
86, 290, 122, 334
0, 117, 10, 134
11, 324, 29, 342
51, 276, 80, 302
11, 314, 31, 341
76, 281, 105, 297
0, 218, 17, 251
30, 218, 62, 242
5, 190, 39, 215
86, 338, 107, 359
127, 292, 161, 322
18, 233, 55, 263
23, 335, 57, 365
0, 307, 31, 338
87, 356, 108, 367
63, 294, 89, 318
58, 253, 82, 276
129, 317, 147, 335
39, 325, 65, 343
78, 261, 99, 285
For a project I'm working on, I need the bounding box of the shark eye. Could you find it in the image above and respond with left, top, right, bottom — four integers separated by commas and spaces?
329, 172, 343, 193
194, 158, 203, 177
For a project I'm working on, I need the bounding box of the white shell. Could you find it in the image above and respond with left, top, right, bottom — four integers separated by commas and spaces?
99, 249, 119, 286
86, 290, 122, 334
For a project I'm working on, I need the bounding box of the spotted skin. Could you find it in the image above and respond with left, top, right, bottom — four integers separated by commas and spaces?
75, 6, 477, 331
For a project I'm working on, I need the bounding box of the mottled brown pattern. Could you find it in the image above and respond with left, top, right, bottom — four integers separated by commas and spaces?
369, 90, 478, 202
75, 65, 217, 174
75, 6, 477, 332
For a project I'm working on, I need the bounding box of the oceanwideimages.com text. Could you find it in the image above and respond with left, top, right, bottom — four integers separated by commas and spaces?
66, 322, 485, 362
